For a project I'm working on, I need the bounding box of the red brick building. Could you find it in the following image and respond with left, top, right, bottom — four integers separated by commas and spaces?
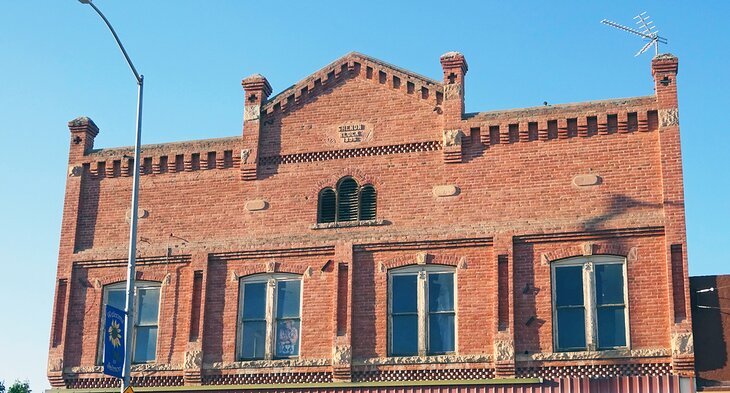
48, 52, 695, 392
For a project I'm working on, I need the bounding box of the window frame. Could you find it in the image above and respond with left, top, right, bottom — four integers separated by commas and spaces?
388, 264, 457, 357
96, 280, 162, 365
236, 273, 303, 361
551, 255, 630, 352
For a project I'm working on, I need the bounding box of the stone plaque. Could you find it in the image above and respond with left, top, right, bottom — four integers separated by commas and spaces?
327, 122, 373, 145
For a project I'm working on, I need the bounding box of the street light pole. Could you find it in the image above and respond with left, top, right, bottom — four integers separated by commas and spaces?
77, 1, 143, 391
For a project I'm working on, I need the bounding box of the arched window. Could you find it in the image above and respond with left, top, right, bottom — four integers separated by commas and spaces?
359, 185, 377, 221
337, 177, 359, 222
317, 177, 377, 224
317, 188, 336, 223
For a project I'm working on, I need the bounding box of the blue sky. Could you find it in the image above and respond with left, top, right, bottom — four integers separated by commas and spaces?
0, 1, 728, 390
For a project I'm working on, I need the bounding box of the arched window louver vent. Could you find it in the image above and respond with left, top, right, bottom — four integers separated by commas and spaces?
318, 188, 336, 223
337, 178, 359, 222
359, 185, 377, 221
317, 178, 377, 224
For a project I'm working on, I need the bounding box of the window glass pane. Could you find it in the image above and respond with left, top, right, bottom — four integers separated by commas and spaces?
392, 275, 417, 313
276, 280, 301, 319
428, 313, 455, 354
556, 308, 586, 350
595, 264, 625, 305
428, 273, 454, 312
133, 326, 157, 363
242, 282, 267, 319
392, 315, 418, 356
107, 288, 125, 310
597, 306, 627, 348
555, 266, 584, 306
137, 287, 160, 325
241, 321, 266, 359
275, 320, 300, 357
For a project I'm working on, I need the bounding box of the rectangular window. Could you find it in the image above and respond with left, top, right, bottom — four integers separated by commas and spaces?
595, 264, 626, 349
554, 265, 586, 350
240, 282, 267, 360
552, 256, 628, 352
391, 275, 418, 356
428, 273, 455, 354
238, 274, 302, 361
275, 280, 301, 357
389, 266, 456, 356
98, 282, 161, 364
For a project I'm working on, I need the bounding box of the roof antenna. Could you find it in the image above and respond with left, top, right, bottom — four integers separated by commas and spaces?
601, 12, 668, 57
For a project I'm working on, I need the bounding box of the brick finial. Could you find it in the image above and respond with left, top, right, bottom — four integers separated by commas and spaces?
240, 74, 272, 181
67, 116, 99, 161
651, 54, 679, 109
241, 74, 272, 105
439, 51, 468, 83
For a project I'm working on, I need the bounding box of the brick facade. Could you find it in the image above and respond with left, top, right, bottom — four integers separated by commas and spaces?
47, 52, 694, 392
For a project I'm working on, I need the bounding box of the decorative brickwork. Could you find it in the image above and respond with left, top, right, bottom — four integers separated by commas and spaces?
49, 52, 693, 390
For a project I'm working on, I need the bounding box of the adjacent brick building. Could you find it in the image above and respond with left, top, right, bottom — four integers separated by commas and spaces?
48, 52, 695, 392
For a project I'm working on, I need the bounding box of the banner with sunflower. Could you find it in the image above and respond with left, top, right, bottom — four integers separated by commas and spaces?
103, 304, 126, 379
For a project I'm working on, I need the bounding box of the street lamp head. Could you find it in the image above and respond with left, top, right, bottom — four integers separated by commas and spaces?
78, 0, 92, 4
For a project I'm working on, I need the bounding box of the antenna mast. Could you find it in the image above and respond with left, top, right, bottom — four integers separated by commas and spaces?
601, 12, 668, 57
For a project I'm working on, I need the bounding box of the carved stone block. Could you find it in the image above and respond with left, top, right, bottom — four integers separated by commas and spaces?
444, 83, 462, 100
672, 331, 694, 357
659, 108, 679, 127
442, 129, 464, 147
243, 105, 260, 121
184, 350, 203, 369
332, 344, 352, 367
494, 339, 515, 362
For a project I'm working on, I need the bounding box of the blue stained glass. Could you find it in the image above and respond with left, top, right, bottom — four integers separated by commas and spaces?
276, 281, 301, 319
242, 282, 266, 319
556, 308, 586, 349
429, 314, 455, 353
555, 266, 584, 306
429, 273, 454, 312
596, 264, 624, 305
597, 306, 626, 348
392, 315, 418, 356
241, 321, 266, 359
392, 275, 417, 313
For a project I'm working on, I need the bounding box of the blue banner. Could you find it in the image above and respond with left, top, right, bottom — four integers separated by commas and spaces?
103, 304, 126, 379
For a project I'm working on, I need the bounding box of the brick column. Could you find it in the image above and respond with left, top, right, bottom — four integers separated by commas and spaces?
183, 251, 209, 385
332, 242, 353, 382
240, 74, 272, 181
652, 54, 694, 376
493, 233, 515, 378
47, 117, 99, 387
440, 52, 468, 163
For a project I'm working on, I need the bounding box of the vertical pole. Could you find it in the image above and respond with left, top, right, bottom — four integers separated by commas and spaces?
122, 75, 144, 392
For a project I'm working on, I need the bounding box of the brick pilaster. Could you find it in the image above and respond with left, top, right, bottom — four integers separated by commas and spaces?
240, 74, 272, 181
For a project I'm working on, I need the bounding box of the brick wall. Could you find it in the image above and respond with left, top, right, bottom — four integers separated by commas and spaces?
47, 52, 693, 389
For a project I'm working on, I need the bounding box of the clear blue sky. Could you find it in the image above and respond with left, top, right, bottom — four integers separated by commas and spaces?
1, 1, 728, 390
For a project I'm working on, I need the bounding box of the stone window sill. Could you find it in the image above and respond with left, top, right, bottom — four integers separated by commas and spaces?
311, 219, 386, 230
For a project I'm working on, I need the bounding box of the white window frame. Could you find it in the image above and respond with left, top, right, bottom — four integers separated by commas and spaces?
237, 273, 303, 361
96, 280, 162, 364
388, 265, 457, 357
551, 255, 630, 352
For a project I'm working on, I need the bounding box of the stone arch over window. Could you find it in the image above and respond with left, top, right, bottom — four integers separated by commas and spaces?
316, 177, 377, 224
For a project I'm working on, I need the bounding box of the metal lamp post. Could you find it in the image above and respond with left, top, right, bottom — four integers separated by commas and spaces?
77, 1, 143, 391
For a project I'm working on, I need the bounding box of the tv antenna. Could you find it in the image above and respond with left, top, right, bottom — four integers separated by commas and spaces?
601, 12, 668, 57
